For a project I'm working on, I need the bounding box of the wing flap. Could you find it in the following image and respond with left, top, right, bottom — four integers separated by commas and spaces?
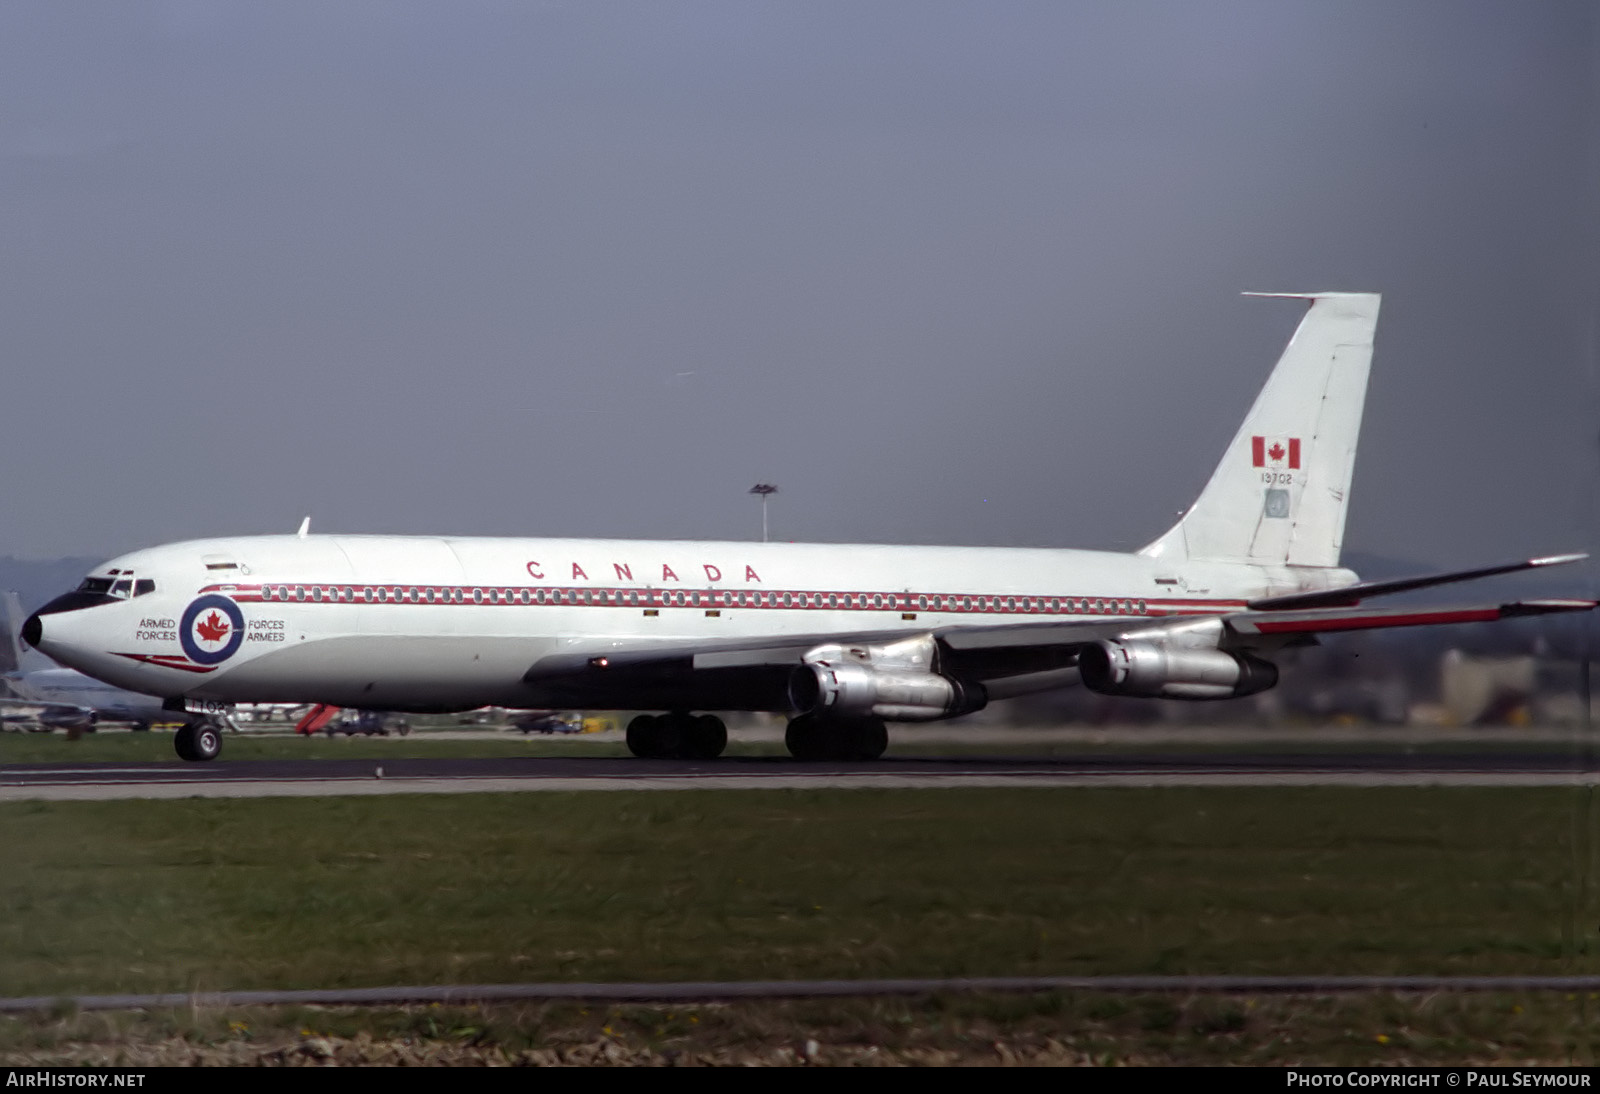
693, 645, 823, 670
522, 628, 915, 682
520, 618, 1129, 690
935, 618, 1141, 650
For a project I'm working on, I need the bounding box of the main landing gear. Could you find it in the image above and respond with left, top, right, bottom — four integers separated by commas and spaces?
626, 713, 728, 760
784, 713, 888, 761
174, 718, 224, 762
623, 711, 891, 762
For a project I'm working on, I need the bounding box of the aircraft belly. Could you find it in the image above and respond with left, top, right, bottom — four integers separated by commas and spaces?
193, 634, 562, 709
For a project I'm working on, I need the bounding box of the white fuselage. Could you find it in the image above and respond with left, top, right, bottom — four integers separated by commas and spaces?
31, 533, 1354, 712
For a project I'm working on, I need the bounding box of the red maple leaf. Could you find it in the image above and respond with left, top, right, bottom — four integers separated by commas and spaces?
1267, 442, 1285, 462
195, 611, 230, 644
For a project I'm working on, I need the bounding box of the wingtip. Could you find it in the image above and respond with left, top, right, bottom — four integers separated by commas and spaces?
1506, 598, 1599, 615
1529, 552, 1588, 568
1241, 291, 1381, 300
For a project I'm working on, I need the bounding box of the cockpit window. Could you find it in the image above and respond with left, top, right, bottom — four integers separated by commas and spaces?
77, 574, 154, 598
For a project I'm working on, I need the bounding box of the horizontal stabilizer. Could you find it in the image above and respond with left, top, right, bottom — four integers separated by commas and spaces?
1227, 598, 1597, 637
1248, 553, 1588, 611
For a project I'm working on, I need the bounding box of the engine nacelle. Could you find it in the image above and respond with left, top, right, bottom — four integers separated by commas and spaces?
1077, 638, 1278, 700
789, 661, 986, 722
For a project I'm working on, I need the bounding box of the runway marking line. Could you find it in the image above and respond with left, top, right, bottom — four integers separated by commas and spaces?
12, 974, 1600, 1013
6, 770, 1600, 802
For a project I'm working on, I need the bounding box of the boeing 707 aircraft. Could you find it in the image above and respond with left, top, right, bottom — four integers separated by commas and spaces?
22, 292, 1595, 761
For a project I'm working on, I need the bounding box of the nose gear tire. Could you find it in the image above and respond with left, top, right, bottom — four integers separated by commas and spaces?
174, 720, 222, 762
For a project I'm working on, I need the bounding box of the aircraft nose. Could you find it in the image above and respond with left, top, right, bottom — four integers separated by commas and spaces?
19, 589, 122, 675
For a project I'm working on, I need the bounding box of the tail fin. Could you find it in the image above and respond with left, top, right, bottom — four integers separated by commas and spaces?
1140, 292, 1380, 568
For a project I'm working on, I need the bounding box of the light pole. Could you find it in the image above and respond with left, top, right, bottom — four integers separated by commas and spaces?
749, 484, 778, 543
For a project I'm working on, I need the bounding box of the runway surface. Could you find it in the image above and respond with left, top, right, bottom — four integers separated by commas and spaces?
5, 749, 1600, 800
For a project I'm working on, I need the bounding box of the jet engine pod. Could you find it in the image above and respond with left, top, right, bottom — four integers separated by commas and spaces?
788, 661, 985, 722
1077, 638, 1278, 700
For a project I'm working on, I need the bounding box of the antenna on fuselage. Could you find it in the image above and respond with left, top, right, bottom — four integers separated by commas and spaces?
296, 516, 311, 539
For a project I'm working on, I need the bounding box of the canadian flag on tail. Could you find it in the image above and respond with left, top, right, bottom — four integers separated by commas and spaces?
1251, 436, 1301, 469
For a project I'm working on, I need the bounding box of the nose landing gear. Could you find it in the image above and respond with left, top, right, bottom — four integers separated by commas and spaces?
174, 717, 228, 762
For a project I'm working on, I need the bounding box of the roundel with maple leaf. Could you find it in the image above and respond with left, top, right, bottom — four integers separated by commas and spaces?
180, 594, 246, 666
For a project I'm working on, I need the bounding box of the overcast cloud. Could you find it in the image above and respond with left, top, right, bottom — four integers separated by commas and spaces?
0, 1, 1594, 570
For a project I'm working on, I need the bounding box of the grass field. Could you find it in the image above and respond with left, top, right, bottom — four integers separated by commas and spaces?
6, 785, 1600, 1064
4, 787, 1600, 998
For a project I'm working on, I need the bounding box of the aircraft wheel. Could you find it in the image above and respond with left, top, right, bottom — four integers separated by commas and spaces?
785, 715, 886, 761
847, 716, 889, 761
655, 713, 689, 758
174, 720, 223, 762
679, 714, 727, 760
193, 721, 223, 761
626, 714, 664, 758
785, 714, 826, 761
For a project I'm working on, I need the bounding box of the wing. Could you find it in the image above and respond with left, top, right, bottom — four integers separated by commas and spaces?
931, 596, 1593, 701
518, 595, 1594, 711
516, 553, 1595, 712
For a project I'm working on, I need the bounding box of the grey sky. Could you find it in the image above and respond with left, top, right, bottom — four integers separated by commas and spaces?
1, 2, 1594, 569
